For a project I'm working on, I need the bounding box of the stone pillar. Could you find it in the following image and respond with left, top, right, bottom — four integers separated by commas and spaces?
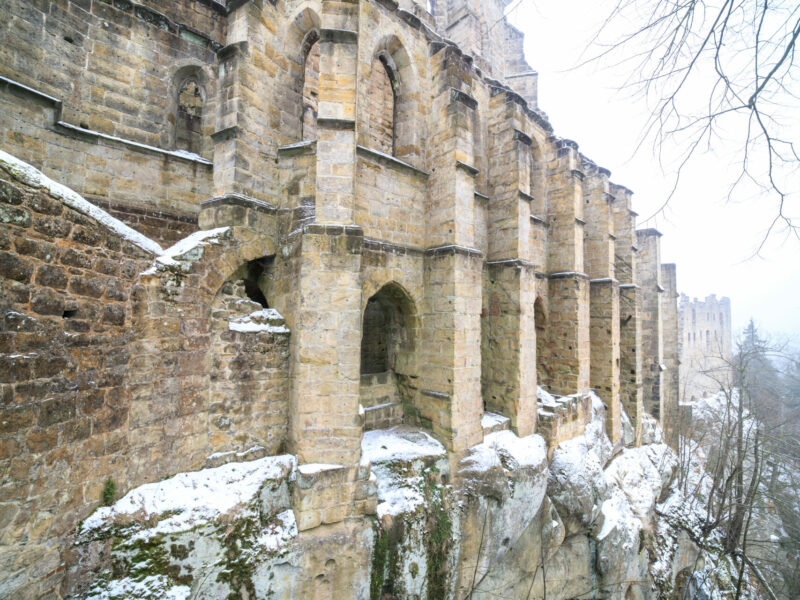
418, 45, 483, 451
583, 162, 621, 443
636, 229, 664, 423
546, 140, 589, 396
480, 91, 536, 437
288, 1, 376, 531
315, 0, 360, 224
661, 263, 680, 449
611, 183, 643, 445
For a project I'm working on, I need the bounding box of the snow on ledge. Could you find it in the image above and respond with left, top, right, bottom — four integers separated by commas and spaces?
81, 454, 296, 539
361, 426, 446, 464
297, 463, 343, 476
460, 430, 547, 473
0, 148, 163, 255
229, 308, 289, 334
481, 411, 510, 429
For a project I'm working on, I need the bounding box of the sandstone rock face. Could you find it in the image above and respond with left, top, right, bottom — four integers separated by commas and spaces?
66, 394, 709, 600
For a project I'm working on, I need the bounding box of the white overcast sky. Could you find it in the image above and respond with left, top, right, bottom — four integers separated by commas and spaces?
506, 1, 800, 342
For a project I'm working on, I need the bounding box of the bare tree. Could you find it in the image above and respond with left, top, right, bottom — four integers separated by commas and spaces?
587, 0, 800, 247
681, 321, 800, 598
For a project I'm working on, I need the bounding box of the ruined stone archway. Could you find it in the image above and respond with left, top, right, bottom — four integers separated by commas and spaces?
359, 281, 420, 430
128, 227, 282, 481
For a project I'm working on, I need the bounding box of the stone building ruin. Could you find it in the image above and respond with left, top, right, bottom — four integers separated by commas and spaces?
679, 294, 733, 401
0, 0, 691, 596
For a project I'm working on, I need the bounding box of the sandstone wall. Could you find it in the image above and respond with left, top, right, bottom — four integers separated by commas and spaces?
0, 162, 292, 598
636, 228, 664, 421
0, 0, 225, 243
0, 169, 151, 598
661, 263, 679, 449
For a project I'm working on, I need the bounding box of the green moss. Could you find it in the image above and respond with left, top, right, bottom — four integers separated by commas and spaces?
215, 514, 261, 599
423, 466, 453, 600
102, 478, 117, 506
369, 516, 404, 600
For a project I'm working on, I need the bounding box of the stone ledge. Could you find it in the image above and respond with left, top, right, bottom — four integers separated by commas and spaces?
513, 129, 532, 146
363, 238, 424, 257
278, 139, 317, 156
450, 88, 478, 110
455, 161, 479, 177
56, 121, 213, 166
421, 389, 450, 400
548, 271, 589, 280
201, 194, 277, 215
424, 244, 483, 259
356, 145, 429, 178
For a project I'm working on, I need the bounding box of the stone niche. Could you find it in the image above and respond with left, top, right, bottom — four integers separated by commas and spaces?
359, 282, 420, 431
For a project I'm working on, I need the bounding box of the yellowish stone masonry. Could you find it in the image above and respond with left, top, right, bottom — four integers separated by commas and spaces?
0, 0, 684, 595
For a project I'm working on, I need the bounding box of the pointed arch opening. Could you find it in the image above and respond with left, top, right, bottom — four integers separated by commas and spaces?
301, 30, 320, 141
367, 52, 397, 155
359, 282, 420, 430
360, 36, 422, 167
283, 7, 321, 143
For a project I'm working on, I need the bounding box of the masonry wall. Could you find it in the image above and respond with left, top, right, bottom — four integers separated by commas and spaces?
661, 263, 680, 449
0, 171, 150, 598
0, 0, 683, 595
0, 0, 225, 243
636, 229, 664, 421
679, 294, 733, 400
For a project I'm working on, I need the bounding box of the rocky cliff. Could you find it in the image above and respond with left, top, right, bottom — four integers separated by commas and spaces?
65, 395, 739, 600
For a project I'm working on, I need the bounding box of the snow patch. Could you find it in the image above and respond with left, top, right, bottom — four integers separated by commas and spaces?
297, 463, 342, 476
85, 575, 190, 600
362, 427, 446, 464
461, 430, 547, 473
257, 510, 298, 552
362, 427, 446, 518
0, 149, 162, 255
141, 227, 230, 274
81, 454, 296, 539
228, 309, 290, 334
480, 411, 510, 429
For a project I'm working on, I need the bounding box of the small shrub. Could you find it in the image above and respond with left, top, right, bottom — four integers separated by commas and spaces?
102, 479, 116, 506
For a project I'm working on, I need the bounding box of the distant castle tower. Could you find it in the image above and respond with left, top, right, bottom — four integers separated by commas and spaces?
678, 294, 733, 400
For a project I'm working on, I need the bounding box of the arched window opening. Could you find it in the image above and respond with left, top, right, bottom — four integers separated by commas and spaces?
359, 283, 419, 430
175, 78, 204, 154
719, 312, 724, 326
301, 33, 320, 141
534, 297, 550, 389
706, 330, 710, 350
225, 257, 272, 309
367, 53, 396, 155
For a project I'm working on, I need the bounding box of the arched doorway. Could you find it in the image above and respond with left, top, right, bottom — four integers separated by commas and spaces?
359, 282, 419, 430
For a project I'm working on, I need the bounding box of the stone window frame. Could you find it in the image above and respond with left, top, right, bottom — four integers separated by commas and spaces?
359, 35, 423, 169
299, 28, 321, 142
169, 64, 211, 156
